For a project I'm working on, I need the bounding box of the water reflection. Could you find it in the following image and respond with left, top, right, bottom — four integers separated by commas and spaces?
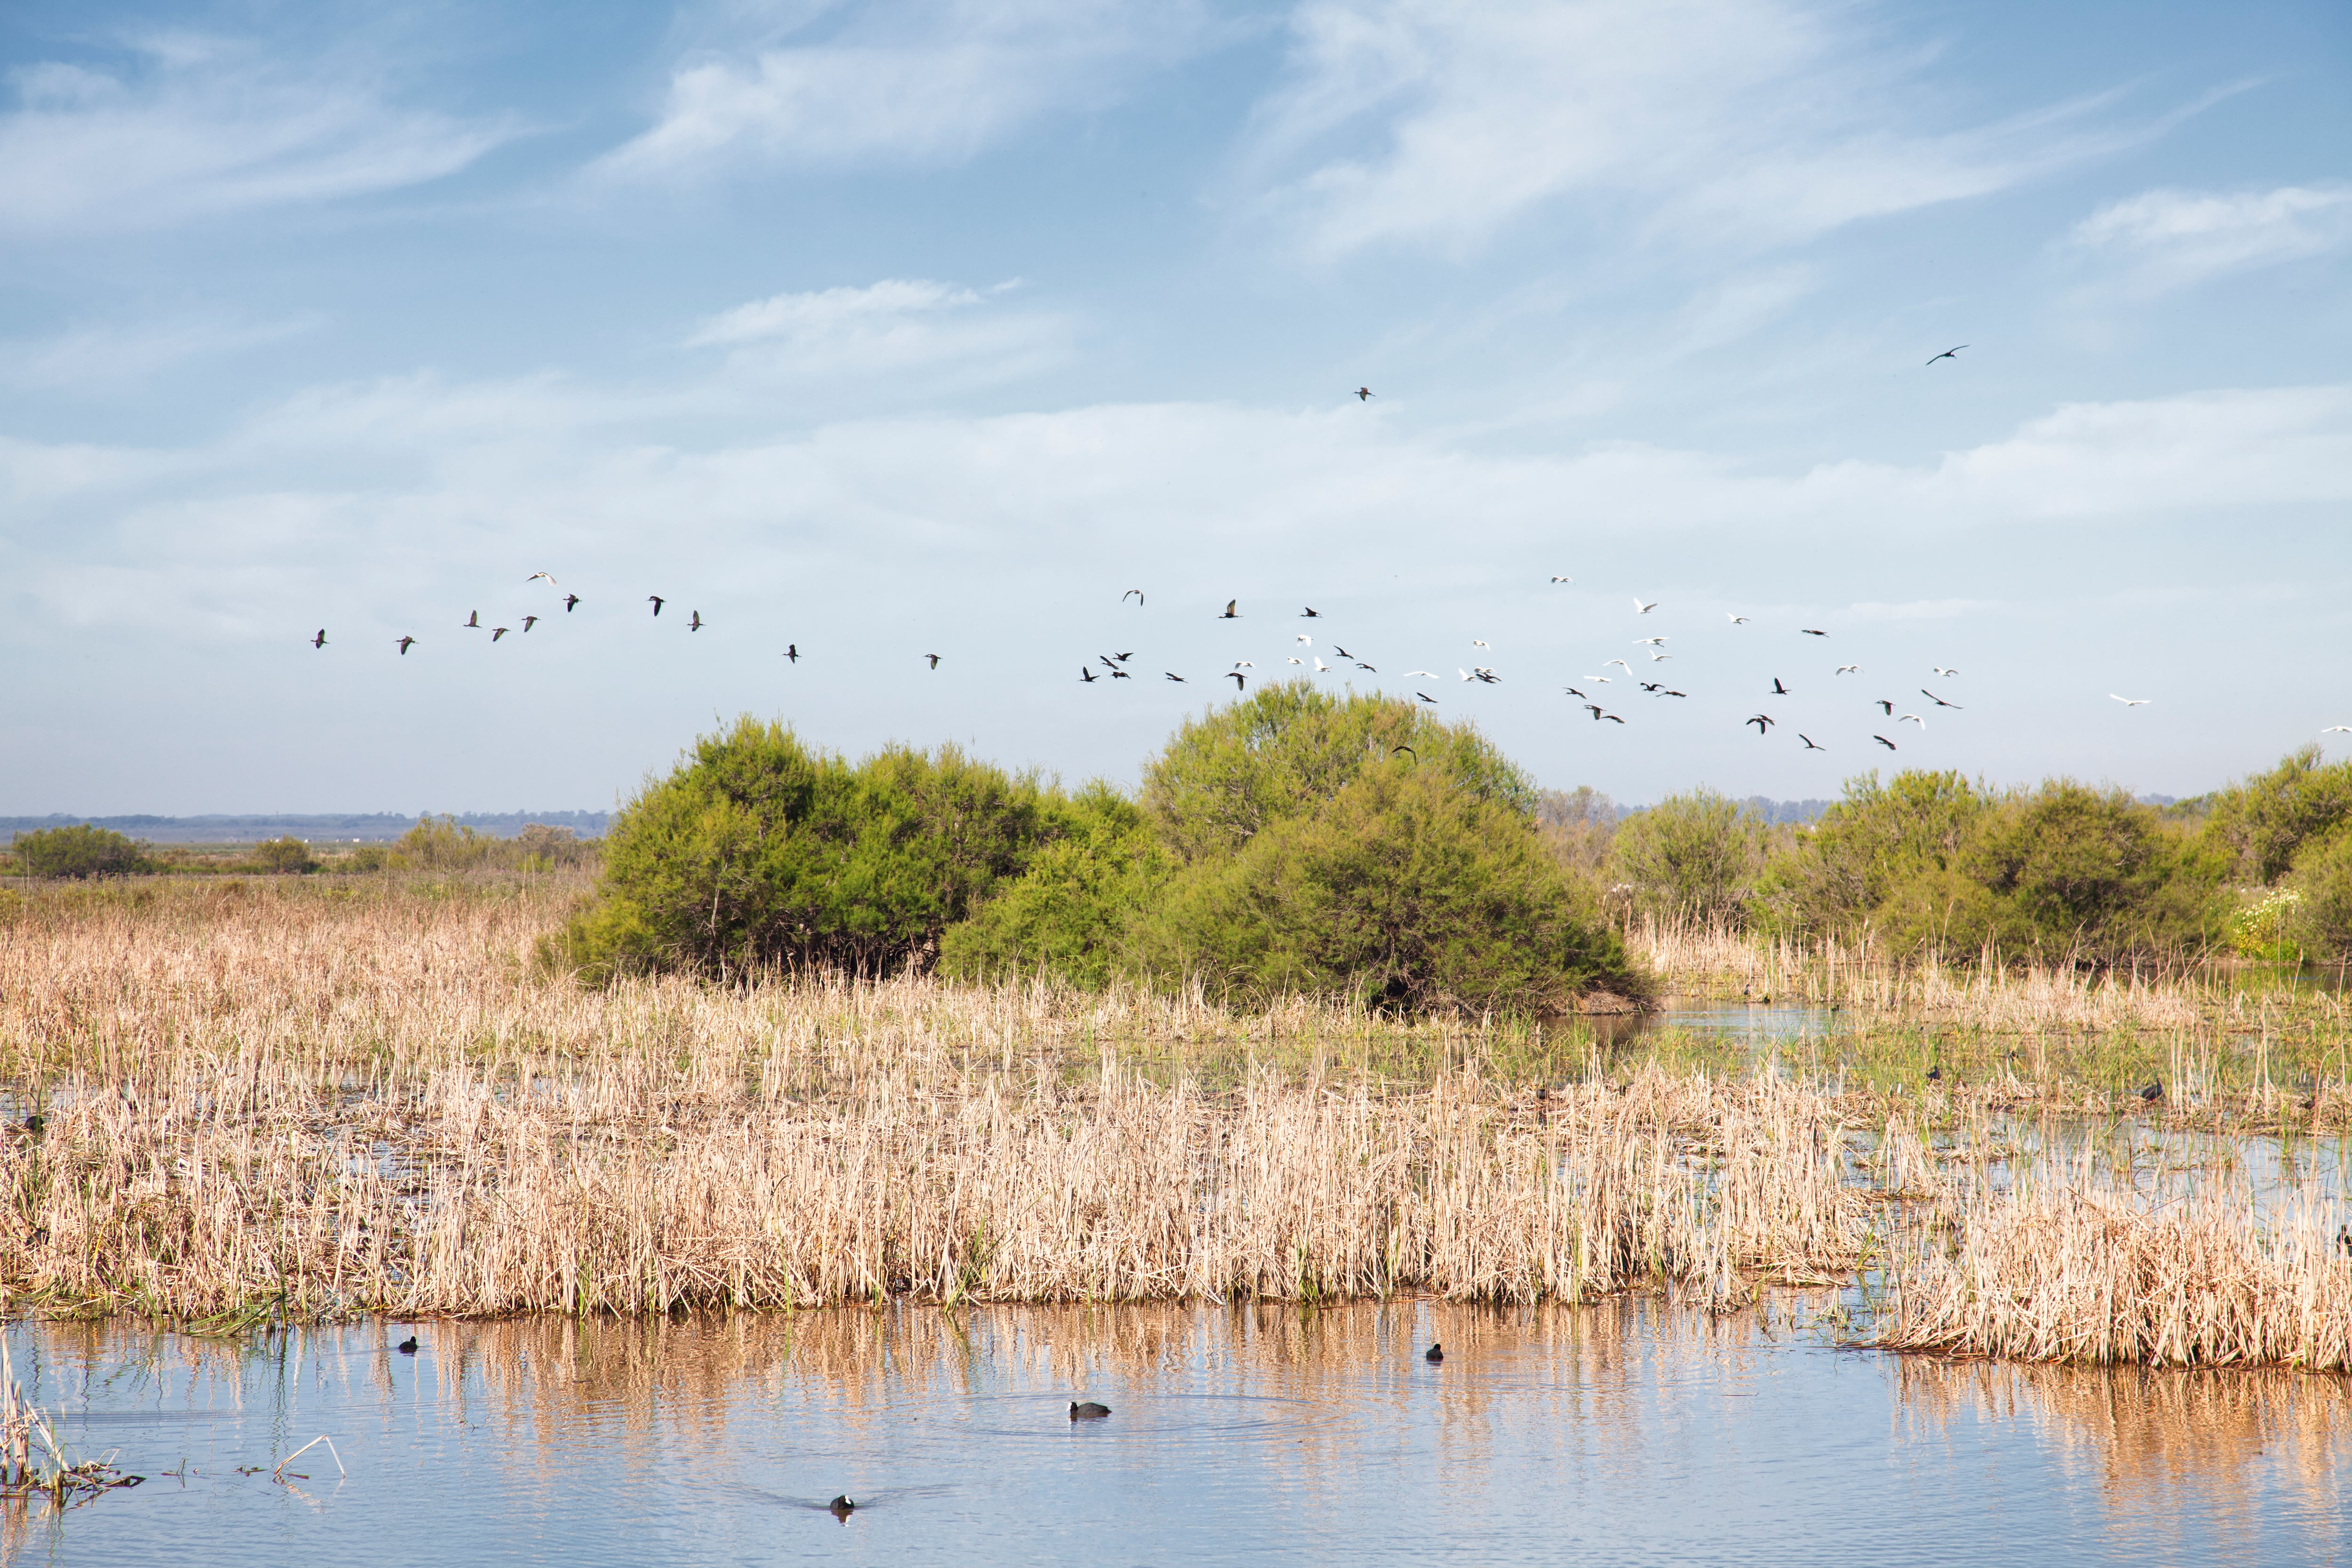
4, 1303, 2345, 1565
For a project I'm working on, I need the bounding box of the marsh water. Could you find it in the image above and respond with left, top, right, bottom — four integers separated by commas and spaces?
4, 1301, 2344, 1567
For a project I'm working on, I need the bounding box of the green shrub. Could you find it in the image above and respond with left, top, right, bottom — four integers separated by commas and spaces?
2198, 746, 2352, 884
938, 785, 1169, 989
1536, 787, 1618, 874
557, 718, 1074, 980
1129, 760, 1643, 1013
1605, 789, 1769, 926
10, 824, 152, 879
346, 844, 393, 872
1754, 770, 1990, 942
252, 836, 319, 875
390, 815, 498, 871
2286, 831, 2352, 963
2229, 887, 2304, 962
1963, 781, 2224, 962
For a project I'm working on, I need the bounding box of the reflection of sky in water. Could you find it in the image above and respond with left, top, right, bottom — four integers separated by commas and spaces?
6, 1303, 2345, 1566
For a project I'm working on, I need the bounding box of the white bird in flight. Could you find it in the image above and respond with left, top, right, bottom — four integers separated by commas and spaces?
1900, 713, 1925, 729
1932, 666, 1959, 677
1836, 665, 1860, 675
1550, 575, 1573, 583
1634, 598, 1658, 614
1727, 613, 1749, 624
2110, 694, 2151, 707
1405, 669, 1438, 678
1314, 657, 1332, 672
1296, 634, 1312, 645
1605, 659, 1632, 673
1635, 636, 1667, 646
1472, 639, 1490, 648
2323, 725, 2351, 734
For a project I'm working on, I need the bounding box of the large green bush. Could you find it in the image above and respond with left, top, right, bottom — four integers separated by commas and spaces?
2286, 831, 2352, 963
2198, 746, 2352, 884
1605, 789, 1769, 926
252, 836, 319, 875
1754, 770, 1989, 943
10, 824, 151, 879
559, 718, 1074, 980
938, 785, 1168, 988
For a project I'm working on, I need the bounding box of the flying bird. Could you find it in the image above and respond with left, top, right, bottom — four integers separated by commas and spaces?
1800, 735, 1824, 750
1727, 614, 1749, 624
1640, 681, 1663, 693
491, 626, 509, 642
1606, 659, 1632, 674
1634, 598, 1658, 614
1921, 688, 1962, 708
1932, 666, 1958, 677
1354, 661, 1377, 671
1232, 661, 1254, 670
522, 615, 539, 632
1875, 699, 1895, 715
1110, 668, 1132, 679
1564, 686, 1587, 699
2326, 725, 2352, 734
1550, 574, 1573, 583
1355, 387, 1374, 401
1662, 689, 1686, 697
1800, 629, 1826, 637
1166, 671, 1187, 682
1875, 735, 1898, 750
1296, 634, 1312, 645
465, 611, 480, 629
1314, 658, 1332, 672
526, 572, 557, 586
1771, 677, 1788, 695
1472, 639, 1490, 649
1392, 745, 1416, 761
1835, 665, 1859, 675
1900, 713, 1925, 728
1123, 589, 1144, 605
1112, 652, 1135, 662
1287, 657, 1303, 665
926, 653, 941, 669
1604, 713, 1625, 724
1584, 704, 1606, 721
1416, 692, 1438, 704
310, 629, 327, 649
2110, 694, 2151, 707
1635, 637, 1667, 646
1301, 606, 1320, 617
689, 611, 704, 631
647, 596, 664, 616
1648, 652, 1673, 661
786, 644, 798, 663
1926, 345, 1968, 365
1221, 599, 1239, 618
564, 594, 580, 613
396, 636, 416, 655
1081, 667, 1097, 683
1747, 714, 1775, 734
1227, 672, 1246, 690
1334, 645, 1354, 658
1405, 670, 1438, 677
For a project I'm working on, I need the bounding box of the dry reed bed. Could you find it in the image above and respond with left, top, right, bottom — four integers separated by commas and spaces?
2, 880, 2350, 1371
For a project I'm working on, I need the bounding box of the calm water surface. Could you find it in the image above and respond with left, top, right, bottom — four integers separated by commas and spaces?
4, 1301, 2346, 1566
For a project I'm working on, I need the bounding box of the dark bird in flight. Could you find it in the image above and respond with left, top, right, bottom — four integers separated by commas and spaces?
1416, 692, 1438, 703
564, 593, 580, 613
526, 571, 557, 586
1165, 672, 1186, 682
1801, 734, 1824, 750
1081, 667, 1097, 683
1875, 735, 1897, 750
464, 611, 480, 628
1071, 1401, 1112, 1420
492, 626, 509, 642
397, 1336, 418, 1355
1927, 345, 1968, 365
1604, 713, 1625, 724
690, 611, 704, 631
1334, 645, 1353, 659
1921, 688, 1962, 708
310, 629, 327, 649
1640, 682, 1663, 693
522, 614, 539, 632
785, 644, 798, 662
1875, 699, 1895, 715
925, 653, 941, 669
1564, 685, 1587, 699
1110, 668, 1132, 679
1585, 704, 1607, 721
1800, 628, 1826, 636
1098, 655, 1120, 670
1221, 599, 1239, 618
1355, 661, 1377, 671
1392, 745, 1416, 761
1771, 677, 1788, 695
396, 636, 416, 655
1123, 589, 1144, 605
1227, 672, 1246, 690
1747, 714, 1775, 734
1662, 689, 1687, 698
1112, 651, 1135, 662
1424, 1344, 1443, 1363
647, 596, 664, 616
1355, 387, 1374, 401
1301, 607, 1319, 618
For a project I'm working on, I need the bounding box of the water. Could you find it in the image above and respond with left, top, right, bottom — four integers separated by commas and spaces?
5, 1301, 2345, 1566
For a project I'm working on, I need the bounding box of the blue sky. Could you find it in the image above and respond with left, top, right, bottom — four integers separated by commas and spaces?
2, 0, 2347, 815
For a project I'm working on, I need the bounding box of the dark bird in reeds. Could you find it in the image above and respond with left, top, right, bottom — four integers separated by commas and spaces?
1424, 1344, 1443, 1363
648, 595, 664, 616
926, 653, 941, 669
1927, 345, 1967, 365
1875, 735, 1897, 750
310, 629, 327, 649
18, 1113, 42, 1136
2139, 1080, 2163, 1103
464, 611, 480, 629
397, 1336, 418, 1355
1221, 599, 1239, 618
830, 1496, 857, 1519
1070, 1401, 1112, 1420
2337, 1225, 2351, 1258
397, 636, 416, 655
1926, 1064, 1941, 1083
564, 593, 580, 612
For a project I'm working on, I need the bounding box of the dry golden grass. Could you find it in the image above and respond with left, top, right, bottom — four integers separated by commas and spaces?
0, 876, 2347, 1371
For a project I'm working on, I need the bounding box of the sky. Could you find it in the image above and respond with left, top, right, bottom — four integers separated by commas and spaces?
1, 0, 2347, 817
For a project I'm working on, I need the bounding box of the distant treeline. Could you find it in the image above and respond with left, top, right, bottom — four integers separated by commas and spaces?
0, 811, 609, 844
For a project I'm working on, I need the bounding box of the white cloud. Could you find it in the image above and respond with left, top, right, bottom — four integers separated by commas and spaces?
3, 313, 318, 389
600, 0, 1213, 177
1240, 0, 2146, 258
684, 278, 1070, 382
2066, 184, 2352, 296
0, 34, 513, 238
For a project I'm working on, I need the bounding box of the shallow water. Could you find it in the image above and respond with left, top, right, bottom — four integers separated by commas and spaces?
4, 1302, 2346, 1566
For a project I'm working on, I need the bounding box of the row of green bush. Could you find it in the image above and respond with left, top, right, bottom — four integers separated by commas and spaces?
1595, 746, 2352, 963
3, 818, 596, 879
552, 687, 1646, 1013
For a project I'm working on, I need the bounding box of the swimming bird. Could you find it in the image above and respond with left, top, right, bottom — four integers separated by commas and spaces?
1634, 598, 1658, 614
1921, 689, 1961, 708
1836, 665, 1859, 675
564, 593, 580, 613
830, 1497, 856, 1520
1123, 589, 1144, 605
926, 653, 941, 669
786, 644, 798, 663
1800, 734, 1824, 750
310, 629, 327, 649
1071, 1401, 1112, 1419
1228, 672, 1246, 690
396, 636, 416, 655
1355, 387, 1374, 401
1801, 628, 1826, 637
1221, 599, 1239, 618
690, 611, 704, 631
1747, 714, 1775, 734
397, 1336, 418, 1355
522, 614, 539, 632
465, 611, 480, 629
1926, 345, 1968, 365
491, 626, 509, 642
647, 596, 664, 616
1424, 1345, 1443, 1363
1875, 735, 1897, 750
2110, 694, 2150, 707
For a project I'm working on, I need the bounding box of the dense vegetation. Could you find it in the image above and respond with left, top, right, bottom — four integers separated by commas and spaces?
6, 824, 152, 878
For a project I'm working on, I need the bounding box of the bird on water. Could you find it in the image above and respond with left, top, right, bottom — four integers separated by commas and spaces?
1424, 1344, 1443, 1363
397, 1336, 419, 1355
1070, 1401, 1112, 1420
830, 1496, 857, 1520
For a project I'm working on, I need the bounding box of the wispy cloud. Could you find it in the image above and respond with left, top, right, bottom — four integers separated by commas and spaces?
598, 0, 1215, 178
3, 312, 318, 390
1240, 0, 2155, 259
0, 33, 514, 238
685, 278, 1071, 383
2066, 184, 2352, 297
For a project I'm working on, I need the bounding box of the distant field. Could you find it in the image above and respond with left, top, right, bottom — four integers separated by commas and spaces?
0, 811, 609, 844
